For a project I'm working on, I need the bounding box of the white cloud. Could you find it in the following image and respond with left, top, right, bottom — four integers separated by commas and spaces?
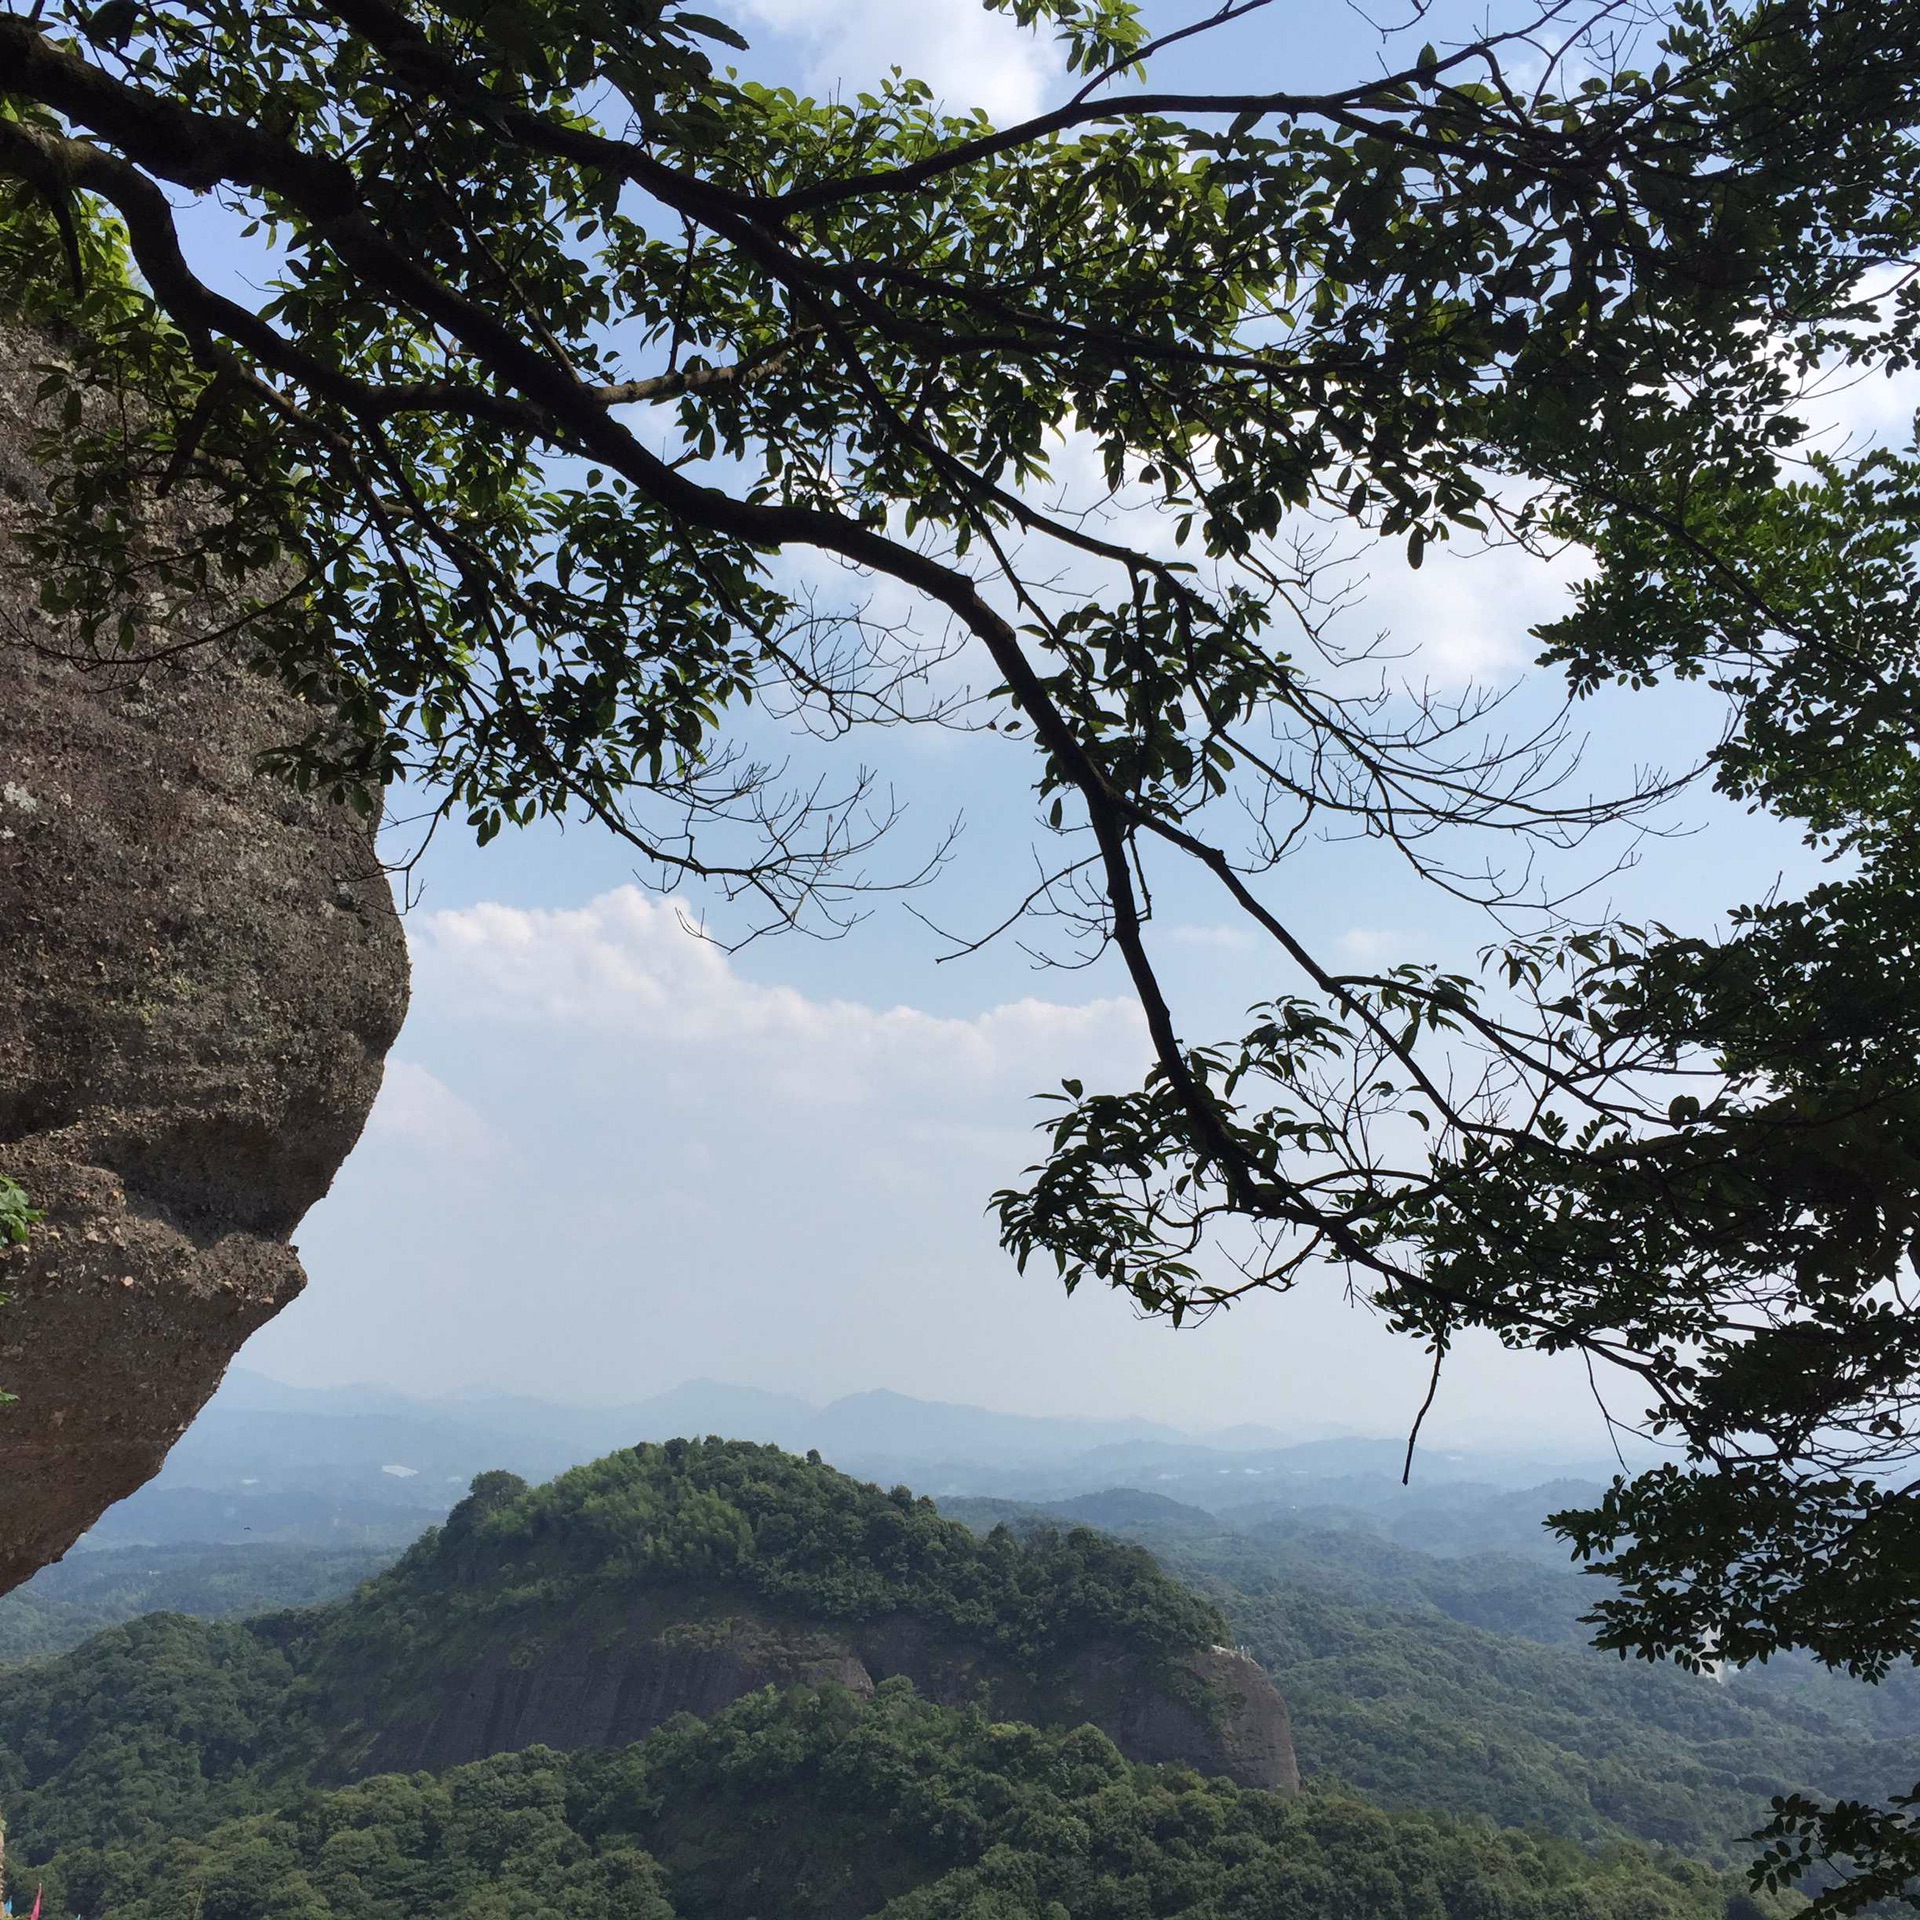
734, 0, 1061, 124
415, 887, 1145, 1106
1166, 923, 1257, 951
1339, 927, 1424, 964
272, 887, 1201, 1415
261, 878, 1621, 1445
1316, 527, 1592, 689
363, 1060, 500, 1158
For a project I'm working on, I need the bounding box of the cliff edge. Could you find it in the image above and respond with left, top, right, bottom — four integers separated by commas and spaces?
0, 324, 409, 1594
329, 1597, 1298, 1791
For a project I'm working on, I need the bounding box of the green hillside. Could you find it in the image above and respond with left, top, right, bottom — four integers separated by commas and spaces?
318, 1438, 1223, 1681
0, 1613, 318, 1857
0, 1442, 1233, 1873
3, 1440, 1912, 1916
942, 1494, 1920, 1866
0, 1547, 393, 1667
24, 1682, 1759, 1920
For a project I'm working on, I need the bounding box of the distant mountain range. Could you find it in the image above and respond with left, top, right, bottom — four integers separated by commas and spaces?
78, 1371, 1633, 1553
202, 1370, 1291, 1464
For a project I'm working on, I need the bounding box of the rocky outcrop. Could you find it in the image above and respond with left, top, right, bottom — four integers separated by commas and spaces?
849, 1613, 1295, 1789
0, 327, 409, 1595
1183, 1645, 1300, 1793
335, 1608, 874, 1777
329, 1601, 1298, 1792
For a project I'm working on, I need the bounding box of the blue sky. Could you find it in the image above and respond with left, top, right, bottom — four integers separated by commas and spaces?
203, 0, 1920, 1447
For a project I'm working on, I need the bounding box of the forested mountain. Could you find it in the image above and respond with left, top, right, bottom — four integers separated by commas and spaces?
293, 1442, 1289, 1785
332, 1440, 1224, 1675
0, 1441, 1285, 1884
941, 1495, 1920, 1865
15, 1684, 1754, 1920
4, 1441, 1911, 1917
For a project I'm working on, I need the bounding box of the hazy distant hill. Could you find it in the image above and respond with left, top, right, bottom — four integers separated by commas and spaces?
0, 1543, 393, 1664
80, 1372, 1622, 1553
203, 1371, 1212, 1459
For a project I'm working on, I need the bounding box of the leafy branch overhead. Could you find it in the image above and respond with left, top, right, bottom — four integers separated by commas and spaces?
3, 0, 1920, 1902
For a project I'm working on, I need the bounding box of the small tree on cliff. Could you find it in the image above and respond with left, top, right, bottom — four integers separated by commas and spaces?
4, 0, 1920, 1899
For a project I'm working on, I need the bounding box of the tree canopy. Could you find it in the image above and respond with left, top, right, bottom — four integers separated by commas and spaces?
5, 0, 1920, 1902
10, 1674, 1772, 1920
319, 1439, 1226, 1681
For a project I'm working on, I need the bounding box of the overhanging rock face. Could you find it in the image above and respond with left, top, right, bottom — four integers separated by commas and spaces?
0, 327, 409, 1595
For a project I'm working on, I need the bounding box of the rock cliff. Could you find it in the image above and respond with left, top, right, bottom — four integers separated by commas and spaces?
0, 325, 409, 1594
326, 1596, 1299, 1792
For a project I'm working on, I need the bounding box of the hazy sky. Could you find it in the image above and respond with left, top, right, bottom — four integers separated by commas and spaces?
236, 0, 1920, 1447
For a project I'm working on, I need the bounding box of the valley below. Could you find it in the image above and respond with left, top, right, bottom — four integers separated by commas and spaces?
2, 1419, 1916, 1920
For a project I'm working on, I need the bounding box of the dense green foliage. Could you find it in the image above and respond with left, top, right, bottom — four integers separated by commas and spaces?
1227, 1578, 1920, 1864
945, 1495, 1920, 1872
1159, 1510, 1920, 1851
3, 1449, 1916, 1904
12, 1443, 1920, 1917
0, 1174, 40, 1249
0, 1614, 318, 1858
0, 1547, 392, 1666
22, 1682, 1767, 1920
323, 1440, 1224, 1680
0, 1447, 1911, 1914
28, 1743, 675, 1920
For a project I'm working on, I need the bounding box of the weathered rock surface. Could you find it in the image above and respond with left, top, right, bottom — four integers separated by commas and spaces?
1183, 1644, 1301, 1793
331, 1601, 1299, 1791
0, 327, 409, 1595
337, 1609, 874, 1777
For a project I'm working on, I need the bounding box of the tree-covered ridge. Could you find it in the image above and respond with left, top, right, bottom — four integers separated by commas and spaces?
0, 1445, 1228, 1875
3, 1448, 1913, 1910
332, 1439, 1226, 1673
0, 1614, 318, 1859
26, 1681, 1767, 1920
936, 1495, 1920, 1869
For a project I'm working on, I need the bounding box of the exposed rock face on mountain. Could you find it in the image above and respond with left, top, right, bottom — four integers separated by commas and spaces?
334, 1604, 876, 1778
0, 327, 409, 1596
1183, 1644, 1301, 1792
334, 1601, 1298, 1791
